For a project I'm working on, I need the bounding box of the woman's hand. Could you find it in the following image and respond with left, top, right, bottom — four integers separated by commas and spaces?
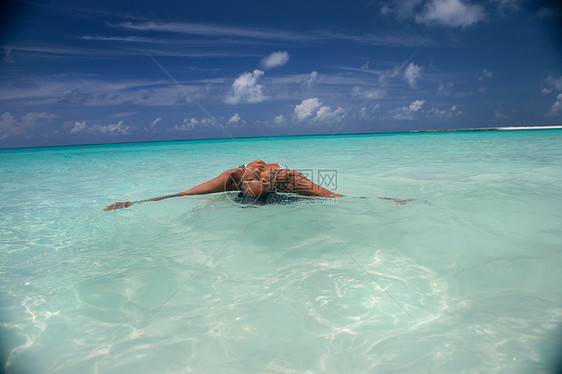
104, 201, 135, 211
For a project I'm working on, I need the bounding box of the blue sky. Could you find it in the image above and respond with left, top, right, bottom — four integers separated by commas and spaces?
1, 0, 561, 147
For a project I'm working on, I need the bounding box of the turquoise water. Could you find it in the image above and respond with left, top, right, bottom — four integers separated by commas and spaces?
1, 130, 562, 373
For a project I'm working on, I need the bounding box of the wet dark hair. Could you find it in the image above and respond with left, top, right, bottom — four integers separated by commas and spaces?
234, 191, 321, 205
235, 191, 274, 205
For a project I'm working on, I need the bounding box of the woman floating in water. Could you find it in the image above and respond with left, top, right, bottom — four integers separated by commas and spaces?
104, 159, 343, 211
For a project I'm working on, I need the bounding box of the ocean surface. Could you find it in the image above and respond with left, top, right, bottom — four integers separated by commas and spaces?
1, 130, 562, 374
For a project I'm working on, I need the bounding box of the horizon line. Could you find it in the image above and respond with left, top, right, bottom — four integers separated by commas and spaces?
1, 125, 561, 150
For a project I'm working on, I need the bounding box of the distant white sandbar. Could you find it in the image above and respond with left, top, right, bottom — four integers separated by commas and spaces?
496, 126, 562, 130
411, 125, 562, 133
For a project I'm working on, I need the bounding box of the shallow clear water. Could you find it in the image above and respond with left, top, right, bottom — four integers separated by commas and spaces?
1, 130, 562, 373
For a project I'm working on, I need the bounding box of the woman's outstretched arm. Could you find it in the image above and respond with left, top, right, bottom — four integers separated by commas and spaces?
274, 170, 344, 197
104, 169, 240, 211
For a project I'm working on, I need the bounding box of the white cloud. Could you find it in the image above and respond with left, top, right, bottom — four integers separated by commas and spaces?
536, 6, 562, 19
174, 117, 215, 131
315, 106, 345, 122
175, 118, 199, 131
70, 121, 87, 134
543, 75, 562, 95
551, 93, 562, 113
381, 0, 485, 27
427, 105, 462, 118
117, 22, 306, 42
21, 112, 57, 124
261, 51, 290, 69
351, 86, 386, 99
491, 0, 519, 12
383, 0, 527, 26
274, 114, 286, 124
359, 104, 381, 120
545, 74, 562, 113
295, 98, 322, 121
92, 120, 131, 135
428, 108, 448, 118
409, 100, 425, 111
360, 106, 368, 120
417, 0, 485, 27
393, 113, 412, 121
226, 69, 266, 104
228, 113, 241, 123
404, 63, 423, 87
294, 98, 345, 123
379, 65, 403, 85
393, 99, 425, 120
494, 110, 508, 119
0, 112, 18, 138
307, 71, 318, 87
1, 111, 57, 138
271, 71, 318, 90
150, 117, 162, 128
381, 0, 424, 18
0, 76, 179, 106
115, 21, 428, 47
4, 47, 13, 63
438, 81, 454, 95
479, 69, 493, 81
70, 120, 131, 135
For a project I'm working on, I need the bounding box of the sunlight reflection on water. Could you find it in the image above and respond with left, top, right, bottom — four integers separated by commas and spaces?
1, 131, 562, 373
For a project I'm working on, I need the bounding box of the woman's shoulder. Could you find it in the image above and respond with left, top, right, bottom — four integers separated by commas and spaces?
220, 168, 243, 187
225, 168, 244, 178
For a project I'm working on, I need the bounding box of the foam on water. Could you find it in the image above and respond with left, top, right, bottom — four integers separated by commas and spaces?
1, 130, 562, 373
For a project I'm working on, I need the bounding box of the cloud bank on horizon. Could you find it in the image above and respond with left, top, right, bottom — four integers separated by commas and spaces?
0, 0, 561, 147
